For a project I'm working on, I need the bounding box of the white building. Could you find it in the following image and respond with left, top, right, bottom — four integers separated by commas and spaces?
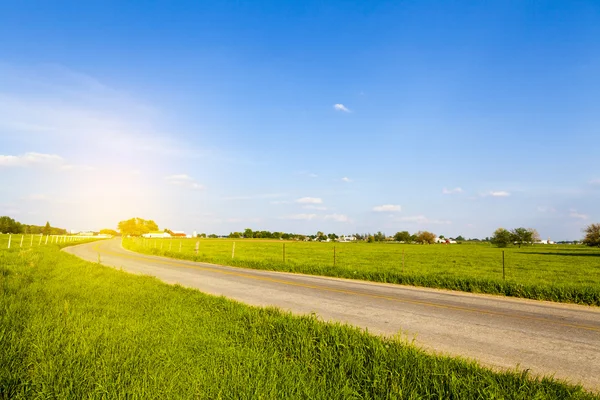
142, 231, 171, 238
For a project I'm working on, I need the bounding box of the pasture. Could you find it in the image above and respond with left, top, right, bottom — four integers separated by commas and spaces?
1, 244, 596, 399
124, 238, 600, 305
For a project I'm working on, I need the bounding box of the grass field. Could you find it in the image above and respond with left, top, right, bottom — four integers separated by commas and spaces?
123, 238, 600, 306
0, 233, 91, 249
1, 244, 597, 399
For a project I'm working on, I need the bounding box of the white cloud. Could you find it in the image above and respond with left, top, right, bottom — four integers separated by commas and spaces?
333, 103, 350, 113
482, 191, 510, 197
537, 206, 556, 213
398, 215, 452, 225
324, 213, 349, 222
224, 193, 286, 201
296, 197, 323, 204
442, 187, 463, 194
281, 213, 318, 220
341, 177, 352, 183
303, 205, 328, 211
590, 179, 600, 186
0, 152, 64, 167
165, 174, 204, 190
373, 204, 401, 212
569, 209, 589, 220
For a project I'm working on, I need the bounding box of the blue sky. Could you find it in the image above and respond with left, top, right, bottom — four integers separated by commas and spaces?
1, 1, 599, 240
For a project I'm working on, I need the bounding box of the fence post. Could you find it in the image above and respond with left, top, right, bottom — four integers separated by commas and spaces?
45, 235, 49, 245
30, 234, 33, 247
232, 242, 235, 259
402, 249, 405, 273
20, 235, 24, 248
283, 243, 285, 263
195, 241, 199, 255
38, 235, 42, 245
502, 250, 505, 280
333, 245, 336, 266
7, 234, 11, 249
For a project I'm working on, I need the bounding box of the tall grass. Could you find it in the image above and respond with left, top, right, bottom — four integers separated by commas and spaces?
123, 238, 600, 306
1, 245, 596, 398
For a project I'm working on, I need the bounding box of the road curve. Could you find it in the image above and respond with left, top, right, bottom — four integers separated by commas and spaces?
64, 239, 600, 391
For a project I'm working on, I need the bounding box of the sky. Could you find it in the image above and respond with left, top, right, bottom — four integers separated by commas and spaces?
0, 1, 599, 240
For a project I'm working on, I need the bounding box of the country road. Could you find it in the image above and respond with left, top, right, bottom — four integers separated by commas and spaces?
64, 239, 600, 391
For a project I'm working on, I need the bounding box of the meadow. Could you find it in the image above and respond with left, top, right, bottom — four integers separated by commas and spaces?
123, 238, 600, 306
1, 243, 597, 399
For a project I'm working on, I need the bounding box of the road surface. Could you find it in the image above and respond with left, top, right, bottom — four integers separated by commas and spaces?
64, 239, 600, 391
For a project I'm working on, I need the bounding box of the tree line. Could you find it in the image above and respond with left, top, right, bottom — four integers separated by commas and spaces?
0, 216, 67, 235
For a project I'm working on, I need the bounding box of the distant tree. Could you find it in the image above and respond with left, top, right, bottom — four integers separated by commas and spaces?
415, 231, 436, 244
374, 231, 386, 242
117, 218, 159, 237
198, 233, 207, 238
439, 235, 445, 239
99, 229, 118, 236
229, 232, 242, 238
316, 231, 327, 241
208, 234, 218, 238
367, 235, 375, 243
583, 223, 600, 247
42, 222, 52, 235
393, 231, 411, 242
0, 216, 21, 234
510, 227, 533, 248
528, 228, 541, 243
243, 228, 254, 238
491, 228, 512, 248
455, 235, 465, 242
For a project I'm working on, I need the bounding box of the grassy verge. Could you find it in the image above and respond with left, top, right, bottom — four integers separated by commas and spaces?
123, 239, 600, 306
1, 245, 597, 399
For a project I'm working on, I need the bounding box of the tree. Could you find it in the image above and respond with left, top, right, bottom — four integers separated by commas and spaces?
510, 227, 533, 248
393, 231, 411, 242
583, 223, 600, 247
117, 218, 159, 237
455, 235, 465, 242
415, 231, 435, 244
0, 216, 21, 234
100, 229, 118, 236
229, 232, 242, 238
243, 228, 254, 238
367, 235, 375, 243
528, 228, 541, 243
374, 231, 386, 242
491, 228, 512, 248
42, 222, 51, 235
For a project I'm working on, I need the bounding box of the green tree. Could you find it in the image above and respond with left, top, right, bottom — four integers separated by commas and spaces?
374, 231, 386, 242
229, 232, 242, 238
367, 235, 375, 243
491, 228, 512, 248
118, 218, 159, 237
0, 216, 21, 233
393, 231, 411, 242
100, 229, 118, 236
42, 222, 52, 235
243, 228, 254, 238
415, 231, 436, 244
583, 223, 600, 247
455, 235, 465, 242
510, 227, 533, 248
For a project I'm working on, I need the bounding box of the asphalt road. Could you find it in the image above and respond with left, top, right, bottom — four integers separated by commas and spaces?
64, 239, 600, 391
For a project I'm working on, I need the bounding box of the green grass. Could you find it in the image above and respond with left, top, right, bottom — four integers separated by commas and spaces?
1, 244, 597, 399
124, 238, 600, 306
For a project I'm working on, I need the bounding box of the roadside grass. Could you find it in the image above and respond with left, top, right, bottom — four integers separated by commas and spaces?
123, 238, 600, 306
1, 245, 597, 399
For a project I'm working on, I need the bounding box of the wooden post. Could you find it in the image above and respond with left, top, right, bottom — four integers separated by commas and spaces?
402, 249, 405, 273
195, 241, 199, 255
333, 246, 336, 266
7, 234, 11, 249
38, 235, 43, 245
283, 243, 286, 263
179, 241, 182, 252
45, 235, 49, 245
502, 251, 505, 280
232, 242, 235, 259
20, 235, 24, 248
30, 234, 33, 246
